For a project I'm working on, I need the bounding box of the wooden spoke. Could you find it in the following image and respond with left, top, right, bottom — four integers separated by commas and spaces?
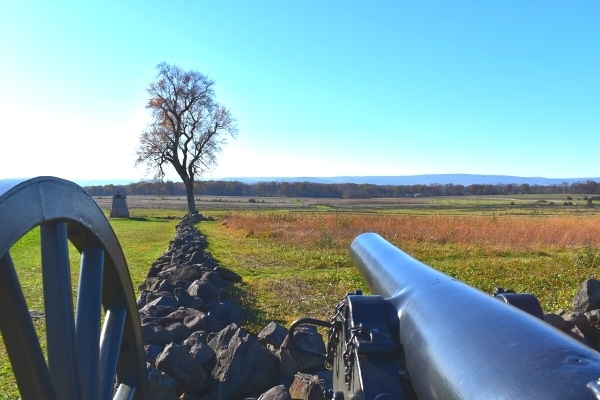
0, 177, 148, 399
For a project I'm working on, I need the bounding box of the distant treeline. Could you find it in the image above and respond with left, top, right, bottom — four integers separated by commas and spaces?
84, 179, 600, 198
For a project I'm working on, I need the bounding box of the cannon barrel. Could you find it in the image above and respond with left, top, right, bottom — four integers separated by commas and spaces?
350, 232, 600, 400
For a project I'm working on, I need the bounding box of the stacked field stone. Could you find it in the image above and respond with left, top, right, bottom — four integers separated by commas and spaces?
138, 215, 332, 400
544, 278, 600, 351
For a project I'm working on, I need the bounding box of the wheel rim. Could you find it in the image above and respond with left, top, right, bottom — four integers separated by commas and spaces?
0, 177, 148, 400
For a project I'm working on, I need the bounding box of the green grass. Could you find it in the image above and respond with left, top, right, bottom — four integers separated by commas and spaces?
106, 216, 179, 295
202, 218, 365, 332
404, 242, 597, 312
201, 211, 600, 335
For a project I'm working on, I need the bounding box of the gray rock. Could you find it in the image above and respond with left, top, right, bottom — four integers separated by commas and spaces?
190, 251, 210, 264
139, 295, 178, 314
184, 312, 218, 333
145, 344, 164, 365
184, 331, 216, 367
147, 362, 179, 400
212, 328, 280, 400
289, 373, 326, 400
278, 326, 326, 378
188, 279, 220, 304
208, 323, 240, 352
586, 309, 600, 326
147, 279, 171, 292
158, 265, 180, 279
171, 264, 210, 282
156, 342, 210, 396
573, 279, 600, 312
183, 330, 207, 346
145, 276, 161, 289
202, 270, 225, 290
568, 325, 594, 347
206, 300, 244, 331
180, 242, 195, 254
29, 310, 45, 319
171, 249, 189, 263
141, 321, 175, 346
137, 290, 151, 309
139, 305, 177, 319
544, 313, 565, 330
174, 286, 204, 309
561, 310, 591, 335
164, 308, 201, 324
258, 322, 289, 350
166, 322, 192, 344
147, 264, 166, 278
157, 280, 177, 294
258, 385, 291, 400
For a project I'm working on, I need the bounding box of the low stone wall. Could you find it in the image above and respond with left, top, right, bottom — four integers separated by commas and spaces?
139, 214, 600, 399
544, 279, 600, 352
139, 215, 331, 400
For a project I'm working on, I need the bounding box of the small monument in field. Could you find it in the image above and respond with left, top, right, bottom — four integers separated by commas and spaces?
110, 191, 130, 218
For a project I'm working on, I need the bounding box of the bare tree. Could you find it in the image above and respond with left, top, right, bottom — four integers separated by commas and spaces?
136, 62, 237, 215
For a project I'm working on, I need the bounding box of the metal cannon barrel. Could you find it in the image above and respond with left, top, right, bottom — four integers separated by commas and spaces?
350, 232, 600, 400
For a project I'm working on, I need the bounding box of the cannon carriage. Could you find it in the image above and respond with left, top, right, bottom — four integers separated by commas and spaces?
291, 233, 600, 399
0, 177, 147, 399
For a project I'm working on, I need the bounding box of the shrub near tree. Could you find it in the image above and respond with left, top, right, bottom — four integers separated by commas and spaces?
136, 62, 237, 215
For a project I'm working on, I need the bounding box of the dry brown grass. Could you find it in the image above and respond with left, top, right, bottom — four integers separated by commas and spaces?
211, 211, 600, 318
221, 212, 600, 251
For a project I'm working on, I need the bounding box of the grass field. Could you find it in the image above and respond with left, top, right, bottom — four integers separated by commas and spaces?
1, 195, 600, 397
201, 210, 600, 331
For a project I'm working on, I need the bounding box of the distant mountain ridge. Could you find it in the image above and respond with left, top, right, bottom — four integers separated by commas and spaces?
76, 174, 600, 188
218, 174, 600, 186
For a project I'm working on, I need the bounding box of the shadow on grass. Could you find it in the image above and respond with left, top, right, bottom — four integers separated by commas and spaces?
224, 282, 285, 334
108, 216, 175, 222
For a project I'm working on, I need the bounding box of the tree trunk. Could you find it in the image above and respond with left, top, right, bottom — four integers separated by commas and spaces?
184, 180, 197, 215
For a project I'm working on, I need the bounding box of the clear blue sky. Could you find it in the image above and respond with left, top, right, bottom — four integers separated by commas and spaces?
1, 1, 598, 184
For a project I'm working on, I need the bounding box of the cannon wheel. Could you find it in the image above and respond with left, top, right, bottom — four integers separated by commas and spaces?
0, 177, 148, 400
